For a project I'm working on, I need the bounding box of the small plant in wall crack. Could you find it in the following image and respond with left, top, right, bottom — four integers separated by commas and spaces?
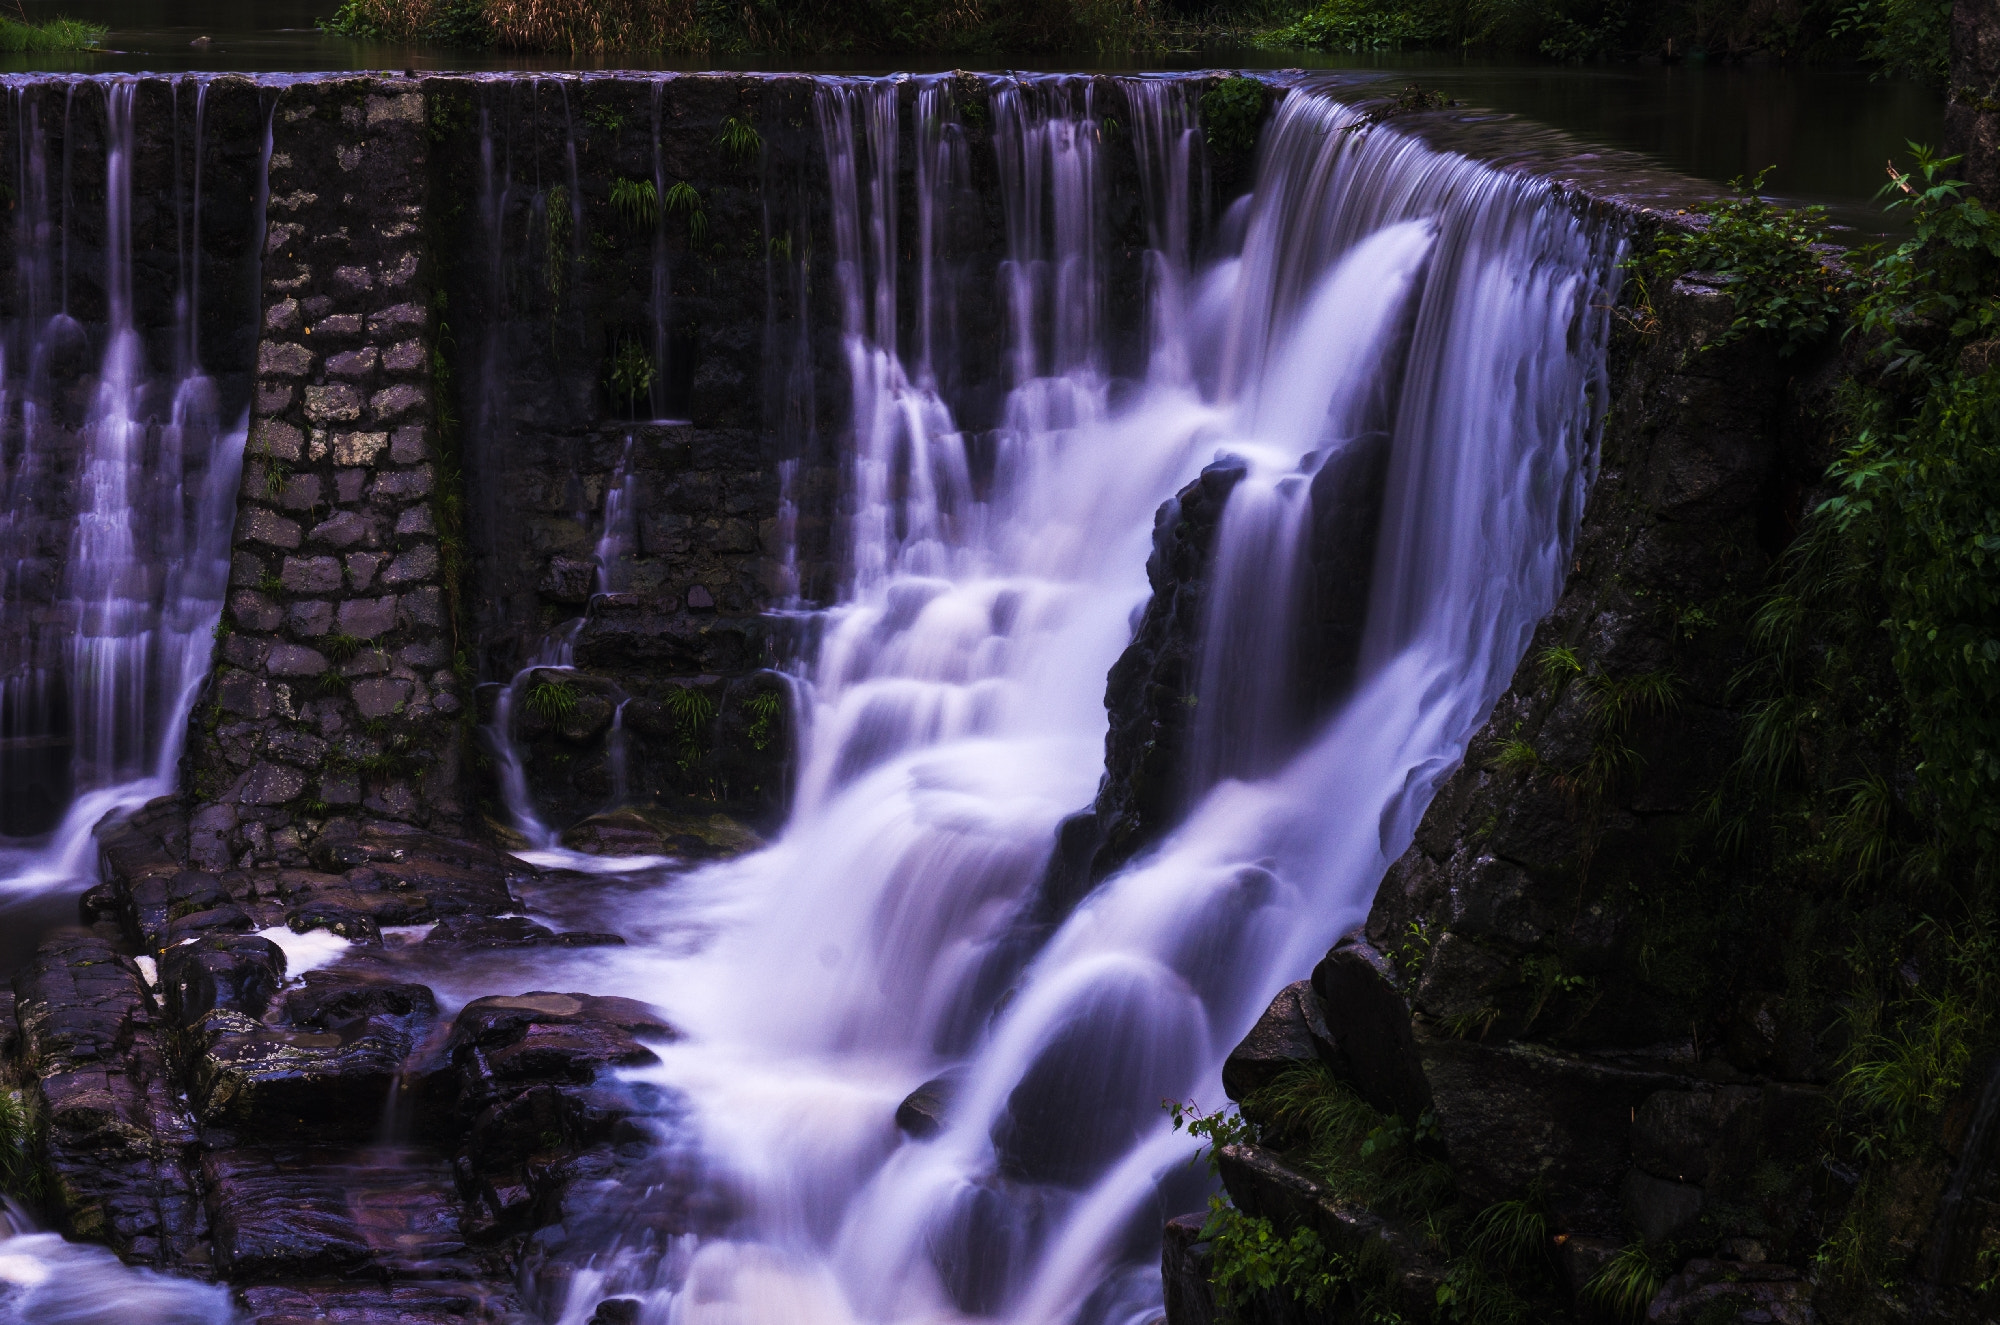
664, 180, 707, 245
664, 684, 715, 772
608, 337, 655, 415
744, 690, 782, 751
609, 176, 658, 230
716, 115, 761, 165
526, 676, 579, 722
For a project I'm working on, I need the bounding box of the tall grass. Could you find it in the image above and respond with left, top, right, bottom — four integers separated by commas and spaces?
0, 16, 105, 52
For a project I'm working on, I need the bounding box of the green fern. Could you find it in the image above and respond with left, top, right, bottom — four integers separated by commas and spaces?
664, 181, 707, 245
609, 176, 658, 230
1582, 1242, 1671, 1323
717, 115, 761, 163
526, 676, 579, 723
744, 690, 782, 750
664, 684, 715, 771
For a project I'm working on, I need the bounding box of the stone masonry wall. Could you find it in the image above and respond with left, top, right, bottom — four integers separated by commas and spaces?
183, 78, 461, 871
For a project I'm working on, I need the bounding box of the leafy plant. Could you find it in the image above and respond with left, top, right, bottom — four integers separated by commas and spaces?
0, 1088, 44, 1199
263, 459, 292, 501
664, 683, 715, 771
744, 689, 782, 750
717, 115, 761, 163
609, 337, 655, 414
1582, 1241, 1671, 1322
1201, 76, 1266, 164
1270, 0, 1442, 50
0, 15, 104, 51
1201, 1201, 1365, 1318
1641, 170, 1844, 358
322, 632, 362, 663
526, 676, 579, 722
609, 175, 659, 230
664, 180, 707, 245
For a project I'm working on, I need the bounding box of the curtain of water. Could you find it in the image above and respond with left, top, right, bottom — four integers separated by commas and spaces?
0, 78, 257, 892
544, 77, 1617, 1325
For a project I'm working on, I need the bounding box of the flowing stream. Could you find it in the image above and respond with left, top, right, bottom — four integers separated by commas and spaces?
519, 75, 1619, 1324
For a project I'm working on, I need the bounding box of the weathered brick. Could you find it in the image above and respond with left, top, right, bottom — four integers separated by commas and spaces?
303, 384, 363, 424
240, 508, 302, 550
280, 556, 342, 595
266, 644, 328, 677
368, 384, 426, 422
336, 596, 398, 640
257, 342, 313, 377
380, 544, 437, 587
333, 431, 388, 466
350, 677, 413, 720
326, 347, 378, 378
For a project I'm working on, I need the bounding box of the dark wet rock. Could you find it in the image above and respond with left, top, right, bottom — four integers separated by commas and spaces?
1645, 1259, 1814, 1324
1087, 457, 1245, 881
162, 902, 257, 945
1162, 1211, 1220, 1325
560, 809, 669, 856
1309, 934, 1433, 1123
449, 992, 674, 1101
589, 1297, 643, 1325
1222, 980, 1326, 1104
423, 915, 624, 949
161, 933, 287, 1026
896, 1070, 963, 1140
13, 928, 206, 1266
238, 1281, 523, 1324
284, 970, 439, 1030
205, 1150, 374, 1278
287, 899, 384, 945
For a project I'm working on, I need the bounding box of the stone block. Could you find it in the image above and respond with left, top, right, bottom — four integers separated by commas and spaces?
380, 544, 437, 587
251, 419, 304, 462
280, 556, 343, 595
337, 596, 398, 640
265, 298, 299, 332
304, 384, 363, 424
286, 600, 333, 638
319, 771, 362, 806
381, 252, 419, 287
335, 470, 366, 503
345, 552, 386, 592
325, 347, 378, 378
400, 640, 448, 667
398, 586, 443, 628
332, 265, 374, 292
242, 762, 307, 806
241, 508, 302, 550
366, 92, 423, 124
221, 634, 271, 671
266, 645, 329, 677
351, 677, 412, 720
372, 464, 434, 501
332, 431, 388, 466
394, 506, 434, 536
309, 511, 372, 549
216, 671, 273, 720
312, 313, 362, 337
230, 590, 283, 633
368, 384, 426, 422
257, 341, 313, 377
267, 729, 329, 769
367, 302, 426, 335
255, 382, 294, 414
384, 342, 425, 375
277, 473, 322, 511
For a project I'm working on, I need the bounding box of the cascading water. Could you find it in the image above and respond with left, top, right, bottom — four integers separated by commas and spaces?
530, 74, 1618, 1325
0, 78, 258, 894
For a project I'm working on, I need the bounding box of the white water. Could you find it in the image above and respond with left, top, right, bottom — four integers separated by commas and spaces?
538, 75, 1619, 1325
0, 78, 259, 895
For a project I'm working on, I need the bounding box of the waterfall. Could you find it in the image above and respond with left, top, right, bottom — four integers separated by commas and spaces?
0, 78, 256, 894
544, 76, 1619, 1325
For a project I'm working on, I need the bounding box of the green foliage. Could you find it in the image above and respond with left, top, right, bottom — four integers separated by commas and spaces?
585, 103, 626, 135
0, 16, 105, 51
609, 337, 655, 414
1246, 1061, 1453, 1216
0, 1088, 44, 1199
609, 176, 659, 230
1830, 0, 1952, 84
1582, 1242, 1671, 1322
544, 184, 572, 306
263, 459, 292, 501
664, 683, 715, 771
526, 676, 579, 722
1201, 76, 1267, 165
322, 632, 362, 663
1200, 1200, 1384, 1318
664, 180, 707, 245
717, 115, 762, 163
323, 0, 489, 44
1642, 170, 1844, 358
744, 690, 782, 751
1270, 0, 1441, 49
